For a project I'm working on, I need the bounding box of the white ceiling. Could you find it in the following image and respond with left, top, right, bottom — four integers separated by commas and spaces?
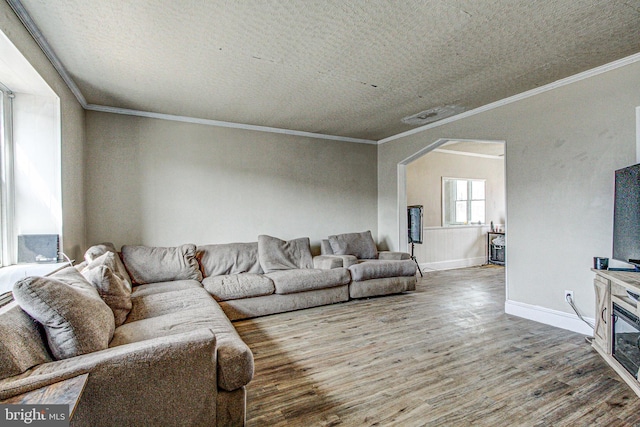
9, 0, 640, 141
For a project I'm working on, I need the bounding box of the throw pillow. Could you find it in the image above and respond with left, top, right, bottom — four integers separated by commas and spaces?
121, 244, 203, 285
328, 230, 378, 259
82, 252, 132, 326
12, 267, 115, 360
84, 242, 132, 287
257, 235, 313, 273
0, 302, 53, 380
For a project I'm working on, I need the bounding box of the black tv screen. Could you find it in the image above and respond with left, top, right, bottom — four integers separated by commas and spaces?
613, 163, 640, 266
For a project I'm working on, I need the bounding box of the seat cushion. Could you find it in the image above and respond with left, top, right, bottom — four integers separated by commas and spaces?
328, 230, 378, 259
122, 244, 203, 285
348, 259, 417, 282
203, 274, 274, 301
130, 280, 202, 298
126, 287, 217, 323
197, 243, 263, 277
258, 235, 313, 273
12, 267, 115, 360
0, 302, 52, 380
266, 268, 350, 295
111, 304, 253, 391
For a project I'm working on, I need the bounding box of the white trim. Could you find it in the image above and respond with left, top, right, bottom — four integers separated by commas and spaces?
379, 52, 640, 145
636, 106, 640, 163
504, 299, 594, 336
84, 104, 376, 144
433, 148, 503, 160
420, 256, 486, 271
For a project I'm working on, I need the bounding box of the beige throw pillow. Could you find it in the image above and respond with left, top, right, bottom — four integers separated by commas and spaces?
84, 242, 132, 287
12, 267, 115, 360
82, 252, 132, 326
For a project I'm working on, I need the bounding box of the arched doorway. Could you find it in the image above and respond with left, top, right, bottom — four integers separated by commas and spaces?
398, 138, 506, 274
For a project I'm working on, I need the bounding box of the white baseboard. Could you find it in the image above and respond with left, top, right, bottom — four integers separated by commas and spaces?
420, 256, 486, 271
505, 299, 594, 336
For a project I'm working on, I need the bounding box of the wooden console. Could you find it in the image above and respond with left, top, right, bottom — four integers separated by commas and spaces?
592, 269, 640, 397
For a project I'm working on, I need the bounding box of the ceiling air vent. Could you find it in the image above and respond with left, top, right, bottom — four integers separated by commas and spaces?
402, 105, 465, 126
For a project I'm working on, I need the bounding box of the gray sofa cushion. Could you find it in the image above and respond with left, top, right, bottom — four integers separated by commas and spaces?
328, 231, 378, 259
203, 274, 275, 301
121, 244, 203, 285
111, 303, 254, 392
12, 267, 115, 360
126, 287, 219, 323
197, 243, 263, 277
266, 268, 350, 295
0, 302, 52, 380
258, 235, 313, 273
82, 252, 132, 326
348, 259, 417, 282
84, 242, 132, 287
130, 279, 203, 298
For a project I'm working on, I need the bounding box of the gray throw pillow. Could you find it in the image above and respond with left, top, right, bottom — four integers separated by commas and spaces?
82, 252, 132, 326
257, 235, 313, 273
328, 231, 378, 259
0, 302, 52, 380
12, 267, 115, 360
84, 242, 132, 287
121, 244, 203, 285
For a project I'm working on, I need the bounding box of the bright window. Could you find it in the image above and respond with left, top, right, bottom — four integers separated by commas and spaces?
443, 178, 486, 226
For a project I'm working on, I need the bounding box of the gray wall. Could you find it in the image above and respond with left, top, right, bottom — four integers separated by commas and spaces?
85, 111, 378, 252
1, 2, 86, 261
379, 60, 640, 317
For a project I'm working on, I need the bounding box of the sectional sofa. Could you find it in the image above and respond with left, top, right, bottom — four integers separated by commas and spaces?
0, 231, 416, 426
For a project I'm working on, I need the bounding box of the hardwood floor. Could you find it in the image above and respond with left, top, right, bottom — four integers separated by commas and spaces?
234, 266, 640, 426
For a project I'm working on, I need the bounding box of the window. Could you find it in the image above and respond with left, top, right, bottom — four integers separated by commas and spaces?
0, 86, 15, 266
442, 178, 486, 226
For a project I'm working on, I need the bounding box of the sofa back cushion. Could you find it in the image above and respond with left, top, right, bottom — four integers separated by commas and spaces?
257, 235, 313, 273
328, 231, 378, 260
12, 267, 115, 360
196, 243, 263, 277
0, 301, 52, 380
121, 244, 203, 285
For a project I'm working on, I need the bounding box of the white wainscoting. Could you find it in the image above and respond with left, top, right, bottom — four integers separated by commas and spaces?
413, 226, 500, 271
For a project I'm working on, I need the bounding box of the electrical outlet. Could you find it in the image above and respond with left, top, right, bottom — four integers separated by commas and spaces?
564, 290, 574, 303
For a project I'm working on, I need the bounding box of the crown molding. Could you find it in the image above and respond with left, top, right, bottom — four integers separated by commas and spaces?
85, 104, 377, 144
378, 52, 640, 145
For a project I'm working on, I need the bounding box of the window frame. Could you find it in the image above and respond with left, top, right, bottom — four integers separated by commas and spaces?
442, 177, 486, 227
0, 85, 16, 267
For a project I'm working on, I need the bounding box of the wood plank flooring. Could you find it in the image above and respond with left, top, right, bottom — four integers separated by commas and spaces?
234, 266, 640, 426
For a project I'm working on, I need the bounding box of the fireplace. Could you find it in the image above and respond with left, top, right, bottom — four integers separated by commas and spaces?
612, 302, 640, 379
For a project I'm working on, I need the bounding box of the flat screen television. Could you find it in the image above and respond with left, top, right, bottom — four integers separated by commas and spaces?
613, 163, 640, 268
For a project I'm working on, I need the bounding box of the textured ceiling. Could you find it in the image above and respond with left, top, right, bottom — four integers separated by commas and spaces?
13, 0, 640, 141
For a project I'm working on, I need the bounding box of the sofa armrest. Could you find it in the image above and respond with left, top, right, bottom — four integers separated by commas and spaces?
378, 251, 411, 261
313, 254, 358, 269
0, 329, 218, 425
